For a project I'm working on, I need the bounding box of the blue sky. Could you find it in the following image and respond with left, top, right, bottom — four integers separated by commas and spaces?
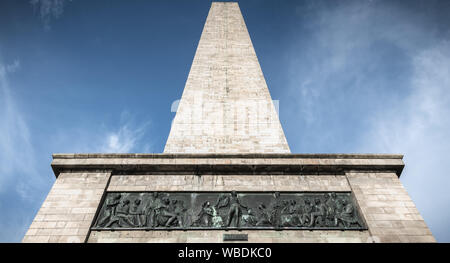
1, 0, 449, 242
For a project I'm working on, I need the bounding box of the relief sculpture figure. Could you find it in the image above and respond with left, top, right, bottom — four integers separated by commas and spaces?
149, 192, 164, 227
241, 208, 258, 226
97, 193, 121, 227
156, 197, 175, 227
309, 198, 327, 227
325, 192, 338, 219
106, 198, 135, 227
142, 192, 158, 227
193, 201, 214, 227
335, 199, 361, 228
129, 199, 144, 227
280, 200, 301, 227
225, 191, 248, 227
269, 192, 283, 228
299, 198, 312, 226
165, 199, 186, 227
256, 204, 272, 226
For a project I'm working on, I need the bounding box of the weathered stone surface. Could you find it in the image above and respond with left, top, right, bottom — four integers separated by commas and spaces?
347, 172, 435, 243
107, 175, 350, 192
164, 2, 290, 154
22, 172, 111, 243
88, 230, 371, 243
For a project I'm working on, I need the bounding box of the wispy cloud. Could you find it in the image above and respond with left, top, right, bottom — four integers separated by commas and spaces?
288, 0, 430, 129
286, 0, 450, 241
51, 111, 152, 154
100, 112, 151, 153
0, 59, 43, 199
359, 41, 450, 242
4, 60, 20, 73
0, 59, 48, 242
30, 0, 72, 30
0, 59, 150, 241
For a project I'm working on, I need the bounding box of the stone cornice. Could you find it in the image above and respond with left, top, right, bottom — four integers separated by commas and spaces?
51, 153, 404, 178
52, 153, 403, 159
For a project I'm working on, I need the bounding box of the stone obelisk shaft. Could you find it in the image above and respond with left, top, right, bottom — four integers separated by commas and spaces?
164, 2, 290, 153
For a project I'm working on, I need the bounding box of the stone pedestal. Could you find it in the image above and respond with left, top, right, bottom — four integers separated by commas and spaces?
23, 154, 435, 243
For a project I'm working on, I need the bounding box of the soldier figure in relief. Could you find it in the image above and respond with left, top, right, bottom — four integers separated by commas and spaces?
106, 198, 135, 227
97, 194, 121, 227
164, 199, 186, 227
194, 201, 214, 227
150, 192, 164, 227
129, 199, 144, 227
309, 198, 327, 227
280, 200, 298, 227
269, 192, 283, 228
335, 198, 360, 227
173, 200, 187, 227
218, 191, 247, 227
157, 196, 175, 227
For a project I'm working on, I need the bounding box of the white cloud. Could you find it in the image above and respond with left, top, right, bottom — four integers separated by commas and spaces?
0, 59, 43, 200
288, 0, 430, 127
50, 111, 152, 154
286, 0, 450, 241
100, 121, 149, 153
30, 0, 72, 30
359, 41, 450, 241
100, 111, 151, 153
5, 60, 20, 74
0, 58, 51, 242
0, 60, 150, 241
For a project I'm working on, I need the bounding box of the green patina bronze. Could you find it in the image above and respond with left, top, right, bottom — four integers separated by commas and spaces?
92, 191, 366, 231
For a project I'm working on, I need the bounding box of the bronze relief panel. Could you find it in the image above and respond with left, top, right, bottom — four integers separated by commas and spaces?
92, 191, 366, 230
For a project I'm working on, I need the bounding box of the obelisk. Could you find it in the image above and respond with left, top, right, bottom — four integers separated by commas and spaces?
164, 2, 290, 154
